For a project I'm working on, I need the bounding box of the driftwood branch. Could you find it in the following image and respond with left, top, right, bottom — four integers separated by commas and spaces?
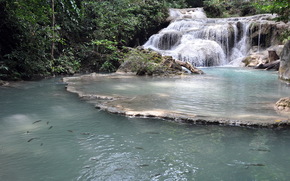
175, 60, 204, 74
254, 60, 280, 71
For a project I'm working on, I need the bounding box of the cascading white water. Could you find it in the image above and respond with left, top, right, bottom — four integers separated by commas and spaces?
258, 22, 262, 52
143, 8, 277, 67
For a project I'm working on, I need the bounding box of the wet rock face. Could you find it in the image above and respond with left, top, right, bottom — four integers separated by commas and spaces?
157, 32, 182, 50
279, 40, 290, 81
275, 97, 290, 112
250, 21, 288, 49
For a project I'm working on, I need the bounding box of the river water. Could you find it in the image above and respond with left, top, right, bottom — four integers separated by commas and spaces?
1, 68, 290, 181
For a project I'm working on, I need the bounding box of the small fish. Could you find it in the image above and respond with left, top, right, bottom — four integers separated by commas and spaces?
151, 173, 161, 178
48, 126, 53, 130
250, 148, 270, 152
80, 132, 90, 135
245, 163, 265, 167
67, 130, 73, 133
135, 147, 144, 150
26, 131, 30, 134
33, 120, 42, 124
114, 168, 123, 171
138, 164, 149, 167
90, 157, 99, 161
40, 143, 43, 146
159, 159, 166, 163
244, 163, 265, 169
146, 131, 160, 135
46, 121, 49, 125
27, 138, 37, 142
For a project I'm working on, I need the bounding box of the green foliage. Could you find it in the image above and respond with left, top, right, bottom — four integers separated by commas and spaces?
81, 0, 186, 45
254, 0, 290, 22
204, 0, 257, 18
100, 61, 117, 73
91, 40, 118, 54
254, 0, 289, 42
90, 39, 121, 72
280, 30, 290, 44
203, 2, 223, 17
50, 48, 80, 75
121, 49, 164, 75
185, 0, 205, 7
0, 0, 187, 80
8, 0, 51, 25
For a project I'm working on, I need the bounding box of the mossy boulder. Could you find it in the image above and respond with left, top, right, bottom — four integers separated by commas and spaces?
117, 48, 185, 76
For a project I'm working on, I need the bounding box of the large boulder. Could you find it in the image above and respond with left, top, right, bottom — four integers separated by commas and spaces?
279, 40, 290, 81
242, 52, 268, 67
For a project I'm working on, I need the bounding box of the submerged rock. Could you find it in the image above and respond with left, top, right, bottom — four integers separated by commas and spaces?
0, 80, 9, 86
279, 40, 290, 81
275, 97, 290, 112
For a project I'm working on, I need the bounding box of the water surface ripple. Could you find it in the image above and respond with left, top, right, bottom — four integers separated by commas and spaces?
1, 69, 290, 180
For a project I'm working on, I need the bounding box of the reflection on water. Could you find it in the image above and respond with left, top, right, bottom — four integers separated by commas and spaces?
1, 70, 290, 180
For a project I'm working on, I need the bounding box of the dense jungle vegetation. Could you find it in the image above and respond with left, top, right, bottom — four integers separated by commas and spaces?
0, 0, 289, 80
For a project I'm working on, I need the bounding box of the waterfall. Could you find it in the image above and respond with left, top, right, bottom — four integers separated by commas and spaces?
258, 22, 262, 52
143, 8, 277, 67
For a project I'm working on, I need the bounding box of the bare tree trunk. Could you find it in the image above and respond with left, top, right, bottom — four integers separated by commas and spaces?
51, 0, 55, 60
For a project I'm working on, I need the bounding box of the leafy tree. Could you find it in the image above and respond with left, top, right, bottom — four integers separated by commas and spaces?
255, 0, 289, 22
254, 0, 290, 43
1, 0, 52, 79
0, 0, 188, 80
185, 0, 205, 7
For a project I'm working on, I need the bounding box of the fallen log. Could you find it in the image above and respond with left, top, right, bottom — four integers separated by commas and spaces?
175, 60, 204, 74
254, 60, 280, 71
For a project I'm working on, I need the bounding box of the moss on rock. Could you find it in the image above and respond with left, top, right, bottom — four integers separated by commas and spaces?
117, 48, 186, 76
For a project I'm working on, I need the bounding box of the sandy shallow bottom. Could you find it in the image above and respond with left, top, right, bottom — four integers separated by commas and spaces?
63, 69, 290, 128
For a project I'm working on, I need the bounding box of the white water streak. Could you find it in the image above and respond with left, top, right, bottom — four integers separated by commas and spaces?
144, 9, 277, 67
